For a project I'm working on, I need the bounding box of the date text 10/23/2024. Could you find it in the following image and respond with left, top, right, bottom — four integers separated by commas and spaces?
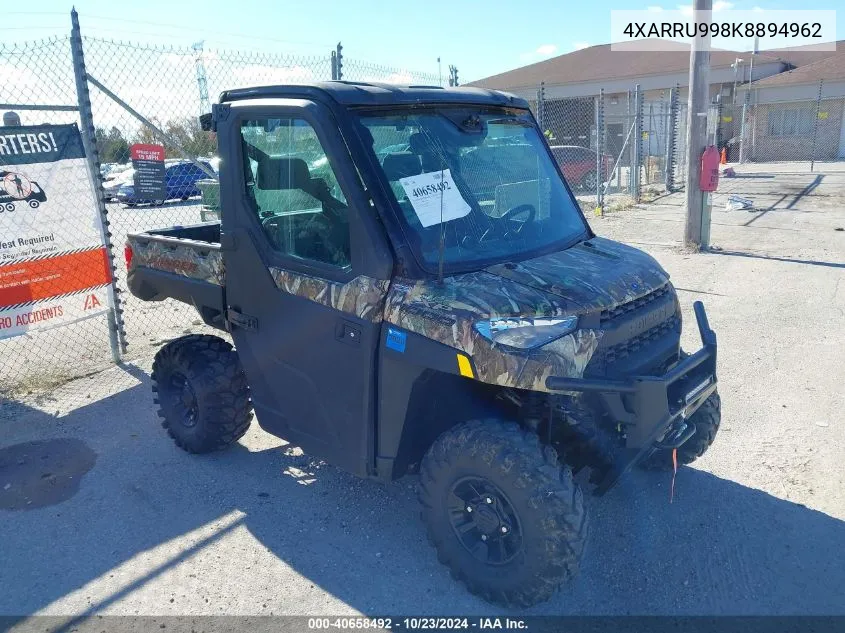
307, 617, 528, 630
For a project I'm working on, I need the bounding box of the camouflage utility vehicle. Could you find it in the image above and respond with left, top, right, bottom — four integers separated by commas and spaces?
126, 82, 720, 607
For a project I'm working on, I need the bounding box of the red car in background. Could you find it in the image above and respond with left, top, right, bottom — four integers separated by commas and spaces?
549, 145, 612, 192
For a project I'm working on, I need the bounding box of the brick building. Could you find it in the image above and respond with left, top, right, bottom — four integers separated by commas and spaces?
737, 52, 845, 161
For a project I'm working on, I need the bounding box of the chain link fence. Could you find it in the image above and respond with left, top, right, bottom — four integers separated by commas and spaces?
341, 57, 440, 86
698, 79, 845, 170
732, 94, 845, 168
528, 79, 845, 199
531, 84, 683, 213
0, 36, 120, 391
534, 91, 602, 212
0, 15, 452, 393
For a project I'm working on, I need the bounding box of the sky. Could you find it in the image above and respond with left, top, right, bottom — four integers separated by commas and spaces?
4, 0, 843, 84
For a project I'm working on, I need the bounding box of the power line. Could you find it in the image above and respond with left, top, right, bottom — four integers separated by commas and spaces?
0, 11, 334, 49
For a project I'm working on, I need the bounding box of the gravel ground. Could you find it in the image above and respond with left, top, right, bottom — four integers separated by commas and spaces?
1, 163, 843, 617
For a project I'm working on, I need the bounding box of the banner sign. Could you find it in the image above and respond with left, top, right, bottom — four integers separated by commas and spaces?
130, 143, 166, 202
0, 124, 112, 339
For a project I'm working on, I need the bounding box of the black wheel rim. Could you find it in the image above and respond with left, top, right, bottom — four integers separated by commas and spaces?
447, 476, 523, 565
167, 372, 199, 428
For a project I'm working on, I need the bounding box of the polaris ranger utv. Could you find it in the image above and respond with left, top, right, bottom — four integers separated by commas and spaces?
126, 82, 720, 607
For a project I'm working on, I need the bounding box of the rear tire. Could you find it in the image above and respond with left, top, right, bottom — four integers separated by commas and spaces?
419, 419, 588, 607
640, 391, 721, 470
152, 334, 252, 453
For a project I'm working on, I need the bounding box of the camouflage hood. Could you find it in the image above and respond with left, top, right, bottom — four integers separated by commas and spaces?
383, 237, 670, 392
483, 237, 669, 314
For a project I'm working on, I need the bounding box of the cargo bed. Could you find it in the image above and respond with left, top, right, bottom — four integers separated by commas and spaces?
126, 222, 226, 330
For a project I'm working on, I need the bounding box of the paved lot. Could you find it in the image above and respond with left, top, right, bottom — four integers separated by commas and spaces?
1, 163, 844, 617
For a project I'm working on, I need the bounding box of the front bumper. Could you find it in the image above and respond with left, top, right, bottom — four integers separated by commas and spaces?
545, 301, 718, 494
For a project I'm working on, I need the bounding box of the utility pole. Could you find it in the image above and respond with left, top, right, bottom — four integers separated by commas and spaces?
731, 57, 743, 104
192, 40, 210, 116
683, 0, 713, 249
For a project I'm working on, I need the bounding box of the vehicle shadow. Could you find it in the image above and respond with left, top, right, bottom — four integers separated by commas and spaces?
709, 249, 845, 270
2, 370, 844, 617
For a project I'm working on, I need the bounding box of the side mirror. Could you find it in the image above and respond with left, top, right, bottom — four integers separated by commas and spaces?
199, 112, 213, 132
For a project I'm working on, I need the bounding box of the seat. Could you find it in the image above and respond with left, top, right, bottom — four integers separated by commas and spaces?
382, 152, 422, 182
409, 132, 445, 172
257, 156, 311, 190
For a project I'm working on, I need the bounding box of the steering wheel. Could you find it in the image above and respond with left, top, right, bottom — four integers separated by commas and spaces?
261, 214, 285, 250
501, 203, 536, 224
480, 203, 537, 243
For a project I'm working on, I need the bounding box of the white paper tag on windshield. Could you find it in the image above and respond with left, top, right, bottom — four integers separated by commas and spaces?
398, 169, 471, 228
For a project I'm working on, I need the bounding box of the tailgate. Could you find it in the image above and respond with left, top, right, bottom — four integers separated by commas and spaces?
126, 229, 225, 323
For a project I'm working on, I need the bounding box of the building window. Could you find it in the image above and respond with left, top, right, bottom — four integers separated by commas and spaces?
767, 108, 815, 137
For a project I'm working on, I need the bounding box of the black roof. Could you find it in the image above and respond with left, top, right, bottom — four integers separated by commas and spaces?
218, 81, 529, 109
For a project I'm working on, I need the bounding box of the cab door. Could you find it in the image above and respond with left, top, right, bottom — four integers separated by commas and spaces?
218, 101, 392, 478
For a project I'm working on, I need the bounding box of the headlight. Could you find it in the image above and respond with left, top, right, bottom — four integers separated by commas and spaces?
473, 316, 578, 350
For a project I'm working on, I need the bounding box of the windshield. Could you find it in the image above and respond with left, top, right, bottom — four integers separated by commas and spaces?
358, 107, 588, 273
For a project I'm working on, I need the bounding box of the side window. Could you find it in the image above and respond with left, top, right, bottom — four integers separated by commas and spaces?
240, 118, 351, 269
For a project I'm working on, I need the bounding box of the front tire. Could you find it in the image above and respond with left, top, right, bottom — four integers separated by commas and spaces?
419, 419, 588, 607
640, 391, 721, 470
152, 334, 252, 453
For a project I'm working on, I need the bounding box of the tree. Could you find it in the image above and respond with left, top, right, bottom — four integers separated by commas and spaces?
164, 117, 217, 158
132, 118, 165, 147
95, 126, 130, 163
130, 117, 217, 160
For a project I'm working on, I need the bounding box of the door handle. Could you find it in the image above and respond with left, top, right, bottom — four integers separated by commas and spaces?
336, 321, 361, 346
227, 308, 258, 331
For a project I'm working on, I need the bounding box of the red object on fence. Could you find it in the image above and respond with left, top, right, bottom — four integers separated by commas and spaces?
130, 143, 165, 162
700, 146, 721, 192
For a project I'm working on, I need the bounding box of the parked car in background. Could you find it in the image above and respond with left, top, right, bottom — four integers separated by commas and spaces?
200, 156, 221, 174
117, 160, 213, 206
103, 166, 134, 200
549, 145, 612, 191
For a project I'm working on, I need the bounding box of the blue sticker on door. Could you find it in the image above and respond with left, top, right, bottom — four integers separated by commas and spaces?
386, 327, 407, 353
